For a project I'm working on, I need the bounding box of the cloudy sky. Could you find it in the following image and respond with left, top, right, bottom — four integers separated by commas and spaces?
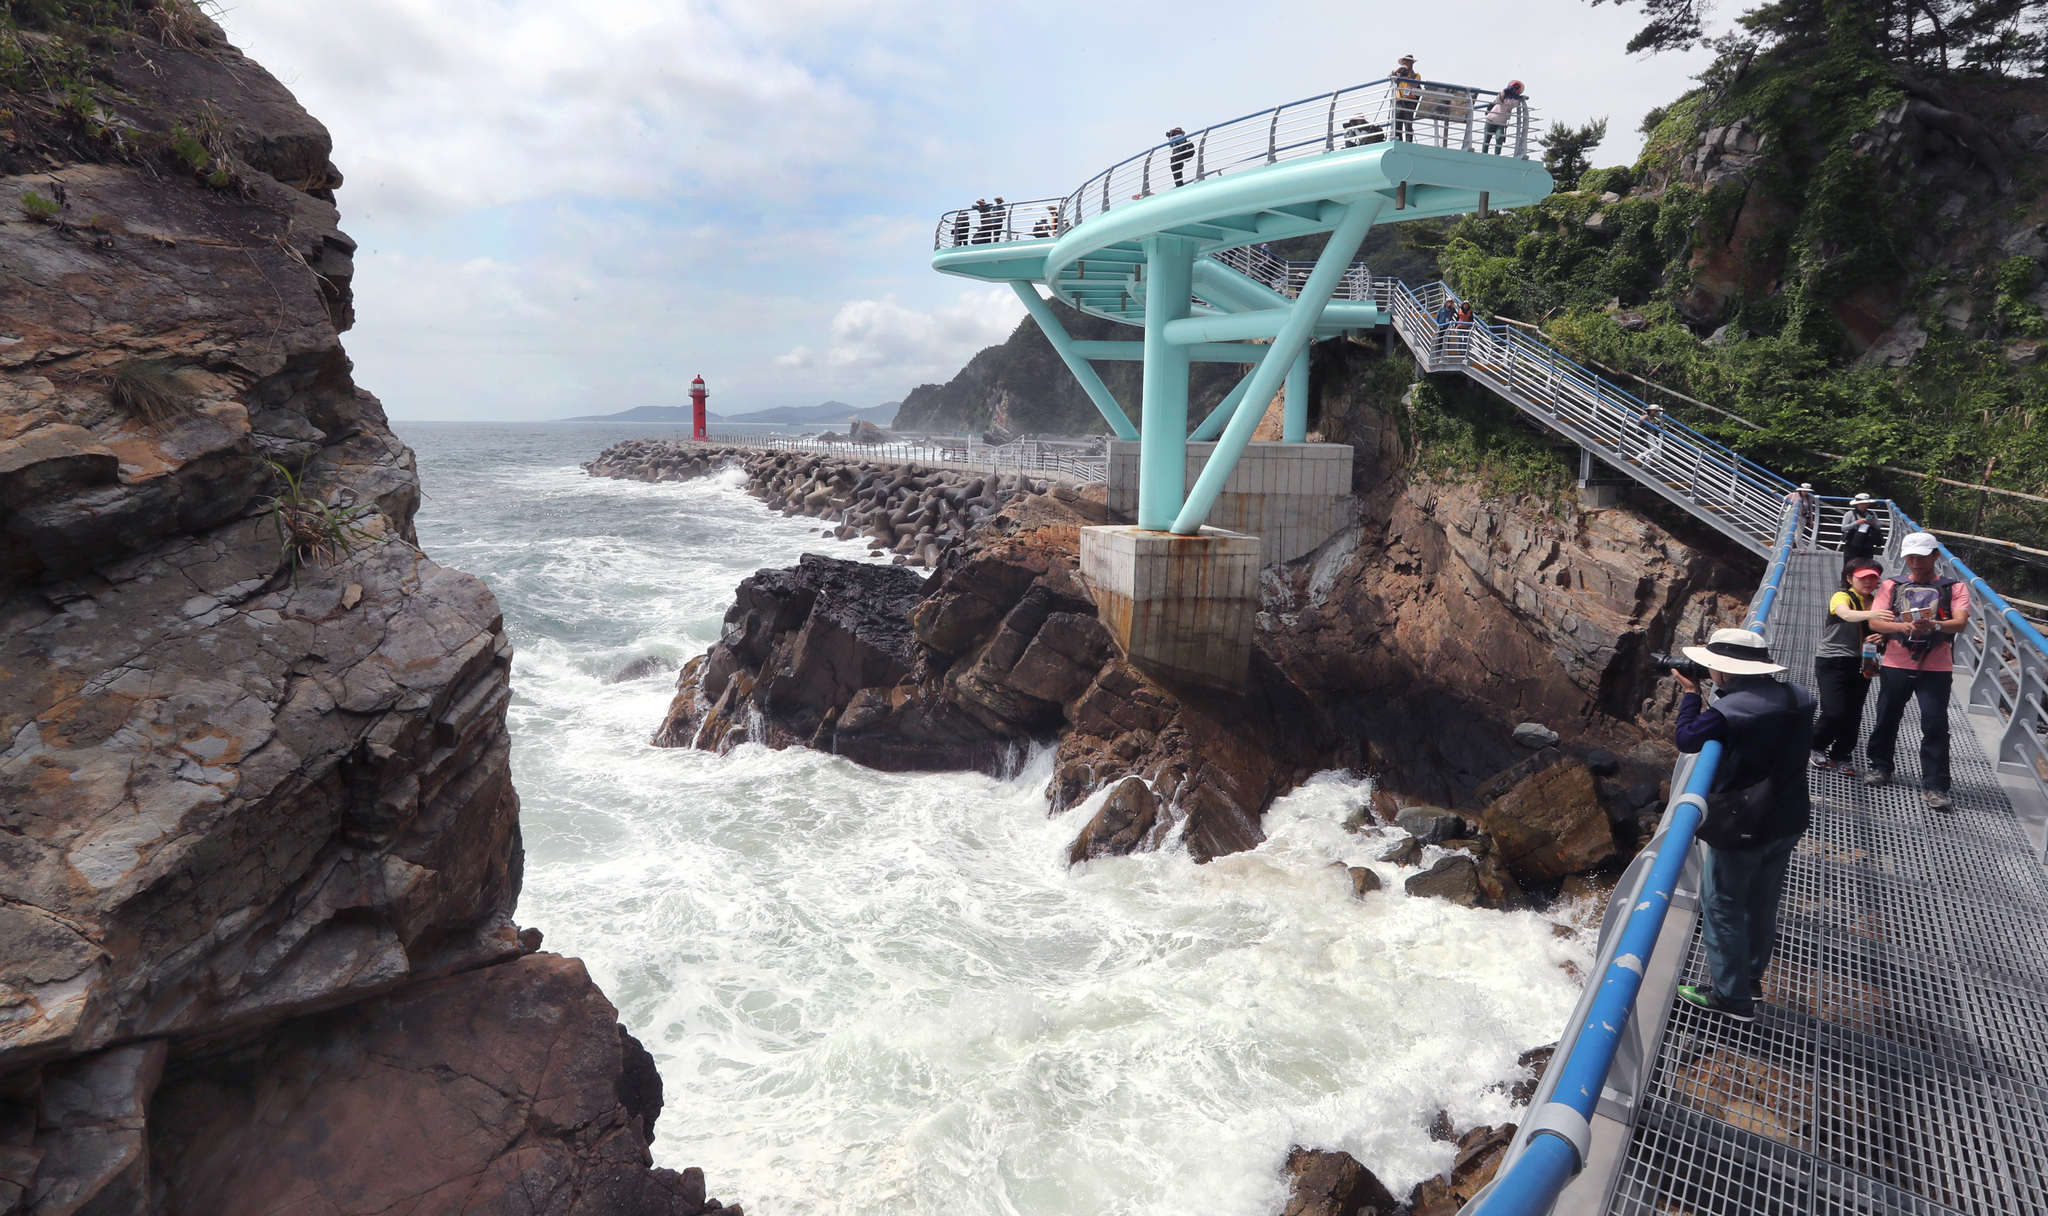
215, 0, 1720, 421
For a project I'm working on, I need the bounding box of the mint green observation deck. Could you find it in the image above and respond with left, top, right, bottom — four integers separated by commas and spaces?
931, 76, 1550, 535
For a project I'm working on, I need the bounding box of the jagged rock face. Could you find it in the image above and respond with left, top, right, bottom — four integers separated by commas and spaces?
1260, 393, 1751, 810
149, 954, 720, 1216
654, 492, 1327, 861
1, 27, 732, 1216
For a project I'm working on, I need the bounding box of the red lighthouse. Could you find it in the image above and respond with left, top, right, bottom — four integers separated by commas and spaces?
689, 374, 708, 441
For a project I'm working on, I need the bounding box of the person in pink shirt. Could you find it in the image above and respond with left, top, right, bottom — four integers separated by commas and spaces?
1862, 532, 1972, 810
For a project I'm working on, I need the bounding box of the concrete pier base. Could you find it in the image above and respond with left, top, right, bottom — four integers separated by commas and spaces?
1107, 442, 1353, 567
1578, 483, 1620, 508
1079, 525, 1262, 691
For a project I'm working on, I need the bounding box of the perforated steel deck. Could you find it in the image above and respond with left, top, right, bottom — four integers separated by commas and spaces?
1607, 552, 2048, 1216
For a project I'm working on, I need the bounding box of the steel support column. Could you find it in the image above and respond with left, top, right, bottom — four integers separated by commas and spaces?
1171, 198, 1381, 535
1191, 367, 1258, 441
1284, 348, 1310, 443
1008, 281, 1138, 440
1138, 234, 1198, 530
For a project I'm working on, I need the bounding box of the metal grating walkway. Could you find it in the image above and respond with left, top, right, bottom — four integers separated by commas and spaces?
1607, 552, 2048, 1216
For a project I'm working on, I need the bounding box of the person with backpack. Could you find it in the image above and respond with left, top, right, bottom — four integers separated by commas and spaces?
1811, 557, 1891, 774
1668, 627, 1817, 1022
1166, 127, 1195, 186
1863, 532, 1972, 810
1840, 493, 1886, 561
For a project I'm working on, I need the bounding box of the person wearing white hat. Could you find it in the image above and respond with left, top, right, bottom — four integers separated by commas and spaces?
1784, 483, 1817, 552
1667, 627, 1816, 1022
1390, 55, 1421, 143
1863, 532, 1971, 810
1839, 492, 1885, 563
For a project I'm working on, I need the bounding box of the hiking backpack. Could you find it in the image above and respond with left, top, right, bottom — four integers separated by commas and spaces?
1880, 577, 1958, 659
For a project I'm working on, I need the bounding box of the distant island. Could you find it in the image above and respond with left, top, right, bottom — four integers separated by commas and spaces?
563, 400, 899, 426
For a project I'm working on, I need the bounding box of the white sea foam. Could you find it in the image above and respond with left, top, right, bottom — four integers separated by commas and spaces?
403, 424, 1595, 1216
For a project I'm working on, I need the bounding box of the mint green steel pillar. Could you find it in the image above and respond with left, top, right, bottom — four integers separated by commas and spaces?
1008, 281, 1138, 439
1172, 198, 1382, 535
1138, 234, 1199, 530
1191, 367, 1257, 441
1283, 348, 1309, 443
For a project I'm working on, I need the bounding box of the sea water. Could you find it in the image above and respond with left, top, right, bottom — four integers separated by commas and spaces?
402, 422, 1595, 1216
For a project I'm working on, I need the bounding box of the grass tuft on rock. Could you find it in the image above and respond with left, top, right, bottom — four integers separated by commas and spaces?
109, 357, 198, 424
263, 459, 376, 584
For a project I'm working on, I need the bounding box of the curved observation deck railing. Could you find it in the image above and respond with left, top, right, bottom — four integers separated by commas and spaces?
932, 76, 1537, 251
1057, 77, 1534, 231
933, 197, 1064, 250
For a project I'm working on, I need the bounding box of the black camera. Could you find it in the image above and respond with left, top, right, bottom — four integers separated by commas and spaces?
1651, 651, 1710, 682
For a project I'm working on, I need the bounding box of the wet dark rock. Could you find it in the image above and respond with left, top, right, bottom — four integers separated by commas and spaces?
1348, 866, 1383, 898
1510, 1044, 1557, 1106
1408, 1123, 1518, 1216
1472, 747, 1563, 805
1281, 1146, 1400, 1216
1585, 748, 1620, 775
1395, 806, 1466, 844
1380, 837, 1423, 867
1482, 757, 1617, 884
610, 655, 673, 683
1068, 777, 1166, 863
1405, 856, 1483, 906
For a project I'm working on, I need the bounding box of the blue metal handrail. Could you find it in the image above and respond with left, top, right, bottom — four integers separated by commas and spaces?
1463, 505, 1799, 1216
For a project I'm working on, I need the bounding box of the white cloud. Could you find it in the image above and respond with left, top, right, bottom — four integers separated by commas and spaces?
808, 287, 1026, 381
214, 0, 1724, 420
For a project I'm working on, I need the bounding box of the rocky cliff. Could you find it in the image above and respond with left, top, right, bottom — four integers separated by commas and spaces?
1, 6, 731, 1211
646, 337, 1757, 873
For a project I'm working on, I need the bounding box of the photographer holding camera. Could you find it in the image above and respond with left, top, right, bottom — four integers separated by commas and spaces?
1664, 628, 1816, 1022
1863, 532, 1971, 810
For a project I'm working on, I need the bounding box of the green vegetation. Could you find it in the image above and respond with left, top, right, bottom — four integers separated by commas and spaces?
1540, 117, 1609, 192
263, 459, 376, 584
18, 189, 58, 220
2, 1, 223, 164
1402, 367, 1577, 499
1413, 1, 2048, 590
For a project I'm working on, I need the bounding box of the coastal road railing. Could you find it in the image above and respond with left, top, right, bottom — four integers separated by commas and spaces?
1885, 501, 2048, 852
1462, 505, 1800, 1216
1057, 78, 1535, 231
704, 432, 1109, 485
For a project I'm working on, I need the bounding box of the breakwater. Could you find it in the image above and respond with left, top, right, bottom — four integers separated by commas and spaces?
583, 440, 1065, 568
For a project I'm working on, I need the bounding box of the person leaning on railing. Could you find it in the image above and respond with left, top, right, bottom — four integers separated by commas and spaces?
1668, 628, 1817, 1024
1482, 81, 1526, 155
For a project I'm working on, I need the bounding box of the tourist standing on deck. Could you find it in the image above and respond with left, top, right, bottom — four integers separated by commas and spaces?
1167, 128, 1194, 186
1786, 483, 1817, 551
1670, 628, 1816, 1022
1391, 55, 1422, 143
1434, 298, 1455, 358
1840, 493, 1886, 561
1864, 532, 1971, 811
1482, 81, 1526, 154
1812, 557, 1891, 774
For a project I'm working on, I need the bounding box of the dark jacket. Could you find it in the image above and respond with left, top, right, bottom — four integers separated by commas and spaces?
1676, 675, 1816, 847
1841, 509, 1886, 560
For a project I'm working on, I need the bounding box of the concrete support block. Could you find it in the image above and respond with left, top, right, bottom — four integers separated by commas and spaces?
1079, 525, 1262, 691
1579, 483, 1619, 508
1106, 441, 1353, 566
